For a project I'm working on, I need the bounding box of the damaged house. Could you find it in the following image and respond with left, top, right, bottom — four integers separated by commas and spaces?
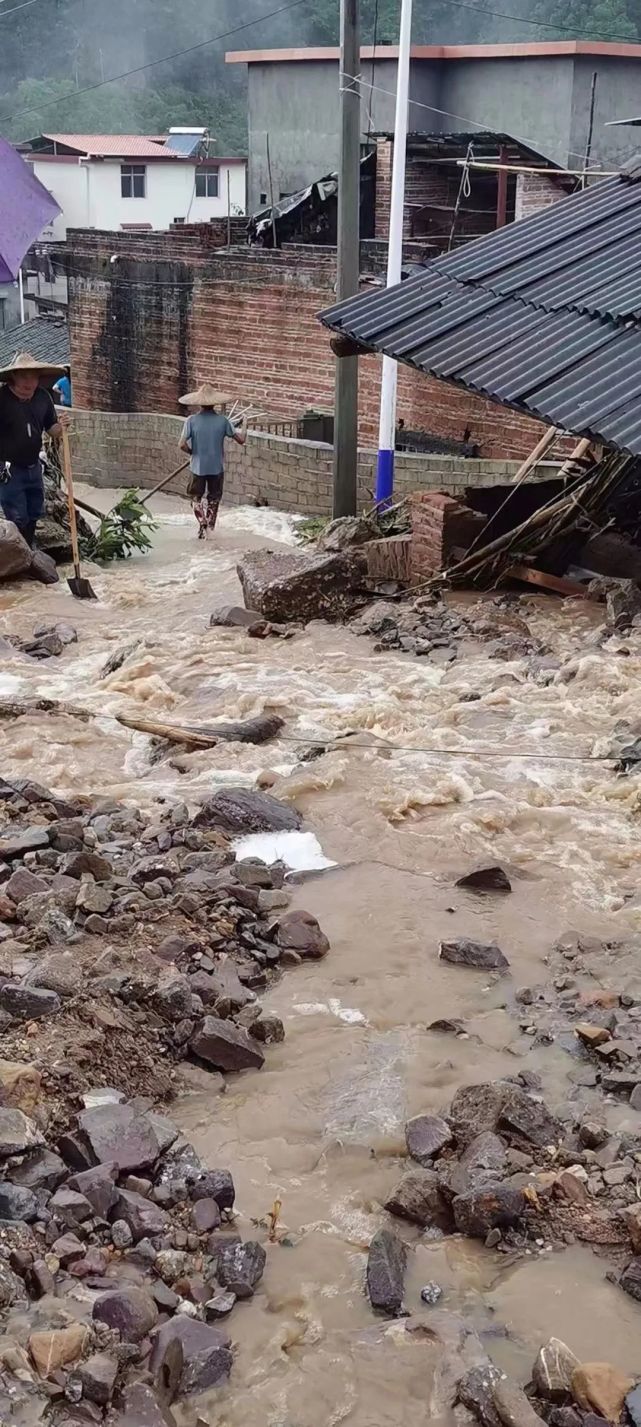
321, 153, 641, 593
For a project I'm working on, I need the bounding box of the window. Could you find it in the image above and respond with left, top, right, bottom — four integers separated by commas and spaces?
121, 165, 146, 199
195, 169, 219, 199
260, 191, 267, 206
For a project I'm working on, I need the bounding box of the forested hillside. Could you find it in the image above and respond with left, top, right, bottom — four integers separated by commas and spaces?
0, 0, 638, 154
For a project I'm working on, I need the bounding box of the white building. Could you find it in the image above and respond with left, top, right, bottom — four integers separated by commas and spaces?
18, 129, 247, 238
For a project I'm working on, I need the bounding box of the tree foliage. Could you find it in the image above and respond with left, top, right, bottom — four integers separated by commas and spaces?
0, 0, 638, 155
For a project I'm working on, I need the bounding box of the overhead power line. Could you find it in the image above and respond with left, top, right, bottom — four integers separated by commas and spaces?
0, 0, 312, 128
2, 0, 641, 129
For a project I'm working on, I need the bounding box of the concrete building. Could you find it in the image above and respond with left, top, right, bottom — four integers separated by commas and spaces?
226, 41, 641, 212
17, 131, 247, 237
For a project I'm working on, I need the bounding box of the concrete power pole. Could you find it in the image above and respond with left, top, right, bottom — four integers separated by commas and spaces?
332, 0, 360, 518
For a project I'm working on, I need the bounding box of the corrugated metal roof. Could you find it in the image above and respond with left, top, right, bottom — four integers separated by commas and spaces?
320, 163, 641, 456
0, 317, 69, 369
41, 134, 179, 159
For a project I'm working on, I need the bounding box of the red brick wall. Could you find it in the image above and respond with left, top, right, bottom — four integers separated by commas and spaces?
410, 490, 487, 580
62, 227, 556, 460
514, 171, 566, 222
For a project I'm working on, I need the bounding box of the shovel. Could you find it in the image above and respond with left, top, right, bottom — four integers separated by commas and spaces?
60, 427, 97, 600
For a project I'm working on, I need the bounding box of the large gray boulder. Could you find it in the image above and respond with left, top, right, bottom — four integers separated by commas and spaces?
0, 520, 33, 581
237, 547, 365, 623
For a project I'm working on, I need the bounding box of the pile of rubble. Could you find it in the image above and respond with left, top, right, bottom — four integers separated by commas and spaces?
0, 776, 328, 1121
0, 774, 330, 1420
0, 1095, 267, 1424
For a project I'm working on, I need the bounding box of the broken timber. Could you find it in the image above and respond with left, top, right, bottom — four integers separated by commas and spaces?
0, 697, 91, 721
114, 711, 284, 747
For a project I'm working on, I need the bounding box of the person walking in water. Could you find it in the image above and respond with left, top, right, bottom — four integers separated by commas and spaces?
0, 352, 69, 547
179, 383, 246, 538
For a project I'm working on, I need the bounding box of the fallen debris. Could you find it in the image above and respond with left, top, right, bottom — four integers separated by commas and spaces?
439, 938, 510, 971
237, 547, 367, 623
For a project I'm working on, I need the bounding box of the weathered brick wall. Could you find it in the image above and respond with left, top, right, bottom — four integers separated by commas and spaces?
61, 227, 557, 461
68, 409, 525, 517
514, 171, 566, 222
410, 490, 487, 580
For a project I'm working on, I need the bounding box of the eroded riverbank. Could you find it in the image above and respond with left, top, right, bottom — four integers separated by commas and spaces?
3, 490, 641, 1425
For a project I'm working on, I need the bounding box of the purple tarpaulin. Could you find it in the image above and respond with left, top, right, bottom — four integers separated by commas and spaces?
0, 137, 61, 283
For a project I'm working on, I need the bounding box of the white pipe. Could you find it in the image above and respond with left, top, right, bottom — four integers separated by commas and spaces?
375, 0, 412, 503
18, 268, 25, 324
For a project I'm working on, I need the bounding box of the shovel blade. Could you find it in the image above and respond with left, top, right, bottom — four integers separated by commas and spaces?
67, 575, 97, 600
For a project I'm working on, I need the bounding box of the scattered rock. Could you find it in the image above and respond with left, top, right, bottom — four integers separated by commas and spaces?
29, 1322, 90, 1377
275, 909, 330, 958
205, 1291, 237, 1319
493, 1377, 547, 1427
237, 546, 365, 624
193, 787, 301, 833
626, 1384, 641, 1427
77, 1353, 118, 1407
498, 1087, 563, 1150
216, 1240, 266, 1298
209, 604, 264, 629
0, 1107, 44, 1158
532, 1340, 580, 1402
109, 1381, 175, 1425
0, 982, 61, 1020
571, 1362, 634, 1421
190, 1016, 265, 1072
452, 1184, 525, 1239
406, 1113, 453, 1165
458, 1362, 504, 1427
67, 1162, 118, 1219
455, 867, 512, 893
420, 1281, 443, 1305
619, 1257, 641, 1301
150, 1316, 232, 1398
78, 1103, 161, 1172
0, 1182, 38, 1221
385, 1169, 453, 1230
366, 1228, 407, 1316
93, 1286, 159, 1343
575, 1023, 611, 1048
112, 1187, 170, 1242
439, 939, 510, 971
448, 1084, 508, 1150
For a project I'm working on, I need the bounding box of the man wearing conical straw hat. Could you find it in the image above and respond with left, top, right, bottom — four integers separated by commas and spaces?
0, 352, 69, 548
179, 382, 246, 539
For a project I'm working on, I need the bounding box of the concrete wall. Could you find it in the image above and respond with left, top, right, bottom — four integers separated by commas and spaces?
245, 50, 641, 206
30, 158, 247, 235
69, 408, 525, 516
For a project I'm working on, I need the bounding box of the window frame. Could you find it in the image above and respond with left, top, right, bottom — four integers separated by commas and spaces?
121, 164, 147, 199
195, 168, 219, 199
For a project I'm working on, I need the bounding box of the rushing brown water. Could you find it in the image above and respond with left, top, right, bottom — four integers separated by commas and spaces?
3, 488, 641, 1424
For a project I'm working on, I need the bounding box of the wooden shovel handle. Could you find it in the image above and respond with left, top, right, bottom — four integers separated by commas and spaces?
60, 428, 81, 577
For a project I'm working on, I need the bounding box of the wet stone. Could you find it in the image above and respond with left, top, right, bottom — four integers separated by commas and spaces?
67, 1162, 118, 1219
366, 1227, 407, 1317
498, 1087, 563, 1150
0, 1107, 44, 1158
440, 938, 510, 971
448, 1084, 508, 1149
492, 1377, 547, 1427
455, 866, 512, 893
190, 1016, 265, 1072
77, 1352, 118, 1406
191, 1168, 235, 1210
0, 1181, 39, 1221
619, 1257, 641, 1301
112, 1187, 170, 1242
385, 1169, 453, 1230
275, 909, 330, 959
406, 1113, 453, 1165
193, 787, 301, 834
452, 1184, 525, 1239
532, 1339, 580, 1402
191, 1197, 221, 1234
150, 1316, 233, 1399
625, 1384, 641, 1427
571, 1362, 634, 1421
205, 1290, 236, 1319
458, 1362, 504, 1427
216, 1239, 266, 1298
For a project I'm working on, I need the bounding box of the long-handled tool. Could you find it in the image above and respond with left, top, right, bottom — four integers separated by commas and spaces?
60, 428, 97, 600
139, 459, 190, 507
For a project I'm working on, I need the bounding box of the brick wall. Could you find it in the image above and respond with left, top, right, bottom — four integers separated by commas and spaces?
61, 227, 559, 462
514, 171, 566, 222
410, 490, 487, 581
68, 408, 528, 517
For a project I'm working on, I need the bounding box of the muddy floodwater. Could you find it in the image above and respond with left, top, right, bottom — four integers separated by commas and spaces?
3, 488, 641, 1424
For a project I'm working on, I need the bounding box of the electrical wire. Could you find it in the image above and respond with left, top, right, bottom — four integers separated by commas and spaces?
0, 0, 42, 16
0, 0, 313, 129
344, 70, 621, 165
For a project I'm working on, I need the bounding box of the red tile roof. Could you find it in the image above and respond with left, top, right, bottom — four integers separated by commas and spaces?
42, 133, 178, 158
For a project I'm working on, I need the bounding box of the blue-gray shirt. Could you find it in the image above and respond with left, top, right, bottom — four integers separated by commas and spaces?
182, 412, 235, 476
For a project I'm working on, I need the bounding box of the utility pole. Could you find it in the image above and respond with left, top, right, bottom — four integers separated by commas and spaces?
375, 0, 412, 504
332, 0, 360, 518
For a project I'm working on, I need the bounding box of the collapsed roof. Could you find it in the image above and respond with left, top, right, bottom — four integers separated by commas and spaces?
320, 157, 641, 456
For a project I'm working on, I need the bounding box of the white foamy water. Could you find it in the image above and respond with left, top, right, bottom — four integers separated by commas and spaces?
234, 829, 336, 871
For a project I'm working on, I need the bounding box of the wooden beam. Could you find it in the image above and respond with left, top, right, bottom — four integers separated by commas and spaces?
506, 563, 590, 597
